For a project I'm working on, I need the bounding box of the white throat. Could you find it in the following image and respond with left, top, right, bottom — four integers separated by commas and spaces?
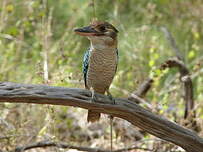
89, 36, 116, 50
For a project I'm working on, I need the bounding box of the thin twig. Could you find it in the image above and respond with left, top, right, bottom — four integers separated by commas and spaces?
0, 134, 29, 140
91, 0, 96, 20
0, 0, 7, 32
110, 116, 113, 152
13, 141, 107, 152
113, 146, 153, 152
160, 27, 184, 61
42, 0, 52, 83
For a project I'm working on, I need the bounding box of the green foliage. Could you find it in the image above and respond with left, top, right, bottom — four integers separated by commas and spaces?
0, 0, 202, 151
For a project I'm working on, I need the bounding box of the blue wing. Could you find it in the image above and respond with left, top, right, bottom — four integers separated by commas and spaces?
82, 49, 90, 89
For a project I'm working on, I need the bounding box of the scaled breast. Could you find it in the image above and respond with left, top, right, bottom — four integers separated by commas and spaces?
87, 48, 118, 94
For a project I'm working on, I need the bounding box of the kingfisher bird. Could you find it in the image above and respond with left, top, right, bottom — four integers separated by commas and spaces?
74, 21, 119, 122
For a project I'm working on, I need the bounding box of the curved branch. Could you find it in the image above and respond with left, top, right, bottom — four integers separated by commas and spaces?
0, 82, 202, 152
161, 27, 194, 121
161, 58, 194, 119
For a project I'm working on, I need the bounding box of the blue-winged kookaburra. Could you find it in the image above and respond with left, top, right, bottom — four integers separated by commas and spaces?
74, 21, 118, 122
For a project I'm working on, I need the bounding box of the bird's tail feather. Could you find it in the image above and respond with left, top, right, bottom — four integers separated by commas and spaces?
87, 110, 101, 122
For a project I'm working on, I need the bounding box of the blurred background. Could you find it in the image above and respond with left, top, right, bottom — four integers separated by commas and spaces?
0, 0, 202, 151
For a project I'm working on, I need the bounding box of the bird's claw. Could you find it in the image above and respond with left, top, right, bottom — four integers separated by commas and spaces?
107, 91, 115, 104
90, 90, 97, 102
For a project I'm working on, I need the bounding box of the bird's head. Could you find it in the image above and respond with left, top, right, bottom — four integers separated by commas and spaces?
74, 21, 118, 49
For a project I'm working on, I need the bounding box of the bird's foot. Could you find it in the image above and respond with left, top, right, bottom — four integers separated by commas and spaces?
90, 90, 97, 102
107, 90, 115, 104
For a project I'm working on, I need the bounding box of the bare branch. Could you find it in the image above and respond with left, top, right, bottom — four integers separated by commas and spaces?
12, 140, 153, 152
161, 27, 195, 121
113, 146, 153, 152
161, 58, 194, 119
14, 141, 107, 152
0, 82, 202, 152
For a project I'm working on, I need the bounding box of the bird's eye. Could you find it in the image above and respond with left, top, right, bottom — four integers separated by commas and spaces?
99, 26, 106, 31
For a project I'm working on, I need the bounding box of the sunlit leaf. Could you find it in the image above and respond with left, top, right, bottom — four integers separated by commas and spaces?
149, 60, 155, 67
188, 50, 195, 59
193, 32, 200, 40
6, 4, 14, 13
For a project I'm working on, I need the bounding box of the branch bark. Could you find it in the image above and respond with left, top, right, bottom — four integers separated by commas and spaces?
161, 58, 194, 119
161, 27, 194, 120
128, 78, 154, 100
13, 140, 153, 152
0, 82, 202, 152
14, 140, 107, 152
